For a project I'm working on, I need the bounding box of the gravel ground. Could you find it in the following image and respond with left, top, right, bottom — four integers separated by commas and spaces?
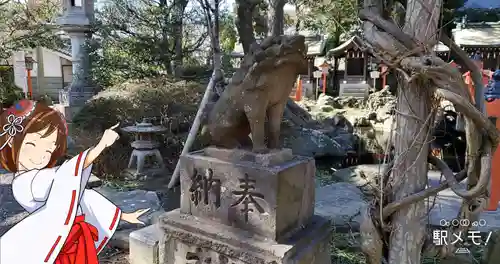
99, 248, 129, 264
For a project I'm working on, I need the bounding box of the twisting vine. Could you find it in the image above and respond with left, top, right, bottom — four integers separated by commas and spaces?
356, 0, 500, 262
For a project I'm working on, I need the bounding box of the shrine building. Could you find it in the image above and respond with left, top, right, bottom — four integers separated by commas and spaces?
433, 21, 500, 70
326, 36, 372, 98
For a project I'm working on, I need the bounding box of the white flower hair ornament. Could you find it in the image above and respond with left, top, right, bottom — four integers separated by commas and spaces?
0, 100, 37, 150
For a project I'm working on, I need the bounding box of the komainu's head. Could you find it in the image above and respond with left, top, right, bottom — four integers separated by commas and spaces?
279, 35, 308, 74
248, 35, 308, 79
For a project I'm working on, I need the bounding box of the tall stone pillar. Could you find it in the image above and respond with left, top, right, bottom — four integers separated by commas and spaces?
157, 148, 332, 264
55, 0, 95, 121
66, 30, 94, 106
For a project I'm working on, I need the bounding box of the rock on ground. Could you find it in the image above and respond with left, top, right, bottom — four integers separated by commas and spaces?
315, 182, 367, 229
319, 166, 500, 232
333, 164, 388, 188
281, 127, 346, 157
366, 87, 396, 113
310, 89, 396, 127
95, 186, 164, 230
280, 108, 358, 157
298, 90, 398, 157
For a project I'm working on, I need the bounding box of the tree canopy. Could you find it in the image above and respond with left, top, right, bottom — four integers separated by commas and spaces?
0, 0, 497, 88
0, 0, 63, 62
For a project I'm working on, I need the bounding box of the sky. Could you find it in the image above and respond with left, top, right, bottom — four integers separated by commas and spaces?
463, 0, 500, 9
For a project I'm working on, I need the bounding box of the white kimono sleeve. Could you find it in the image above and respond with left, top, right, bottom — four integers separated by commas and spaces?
0, 150, 91, 264
79, 189, 122, 253
31, 168, 57, 202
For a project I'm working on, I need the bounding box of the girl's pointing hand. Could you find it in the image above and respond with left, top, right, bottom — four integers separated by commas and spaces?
121, 208, 151, 225
98, 123, 120, 149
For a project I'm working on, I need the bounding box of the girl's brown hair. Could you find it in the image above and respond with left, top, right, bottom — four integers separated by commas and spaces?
0, 100, 67, 172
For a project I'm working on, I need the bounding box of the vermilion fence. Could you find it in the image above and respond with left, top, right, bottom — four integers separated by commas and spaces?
290, 77, 302, 101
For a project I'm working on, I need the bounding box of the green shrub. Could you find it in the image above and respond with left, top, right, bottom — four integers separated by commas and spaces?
0, 66, 25, 108
181, 65, 211, 77
35, 94, 54, 106
72, 76, 207, 178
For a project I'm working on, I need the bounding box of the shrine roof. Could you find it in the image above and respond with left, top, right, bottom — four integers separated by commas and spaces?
452, 22, 500, 47
51, 49, 72, 61
326, 36, 364, 58
433, 42, 449, 52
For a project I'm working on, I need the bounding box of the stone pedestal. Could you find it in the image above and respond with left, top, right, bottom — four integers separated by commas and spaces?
68, 91, 94, 107
130, 225, 161, 264
52, 103, 84, 122
160, 210, 331, 264
156, 147, 331, 264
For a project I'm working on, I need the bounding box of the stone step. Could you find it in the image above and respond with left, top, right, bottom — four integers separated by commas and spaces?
342, 88, 367, 92
342, 87, 366, 90
342, 93, 367, 96
342, 92, 367, 96
343, 91, 366, 94
342, 90, 367, 93
341, 89, 367, 93
129, 225, 162, 264
109, 228, 137, 249
342, 95, 366, 99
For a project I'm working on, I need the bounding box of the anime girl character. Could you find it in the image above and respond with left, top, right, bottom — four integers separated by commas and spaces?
0, 99, 149, 264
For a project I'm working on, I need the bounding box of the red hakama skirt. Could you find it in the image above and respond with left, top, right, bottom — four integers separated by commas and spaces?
54, 215, 99, 264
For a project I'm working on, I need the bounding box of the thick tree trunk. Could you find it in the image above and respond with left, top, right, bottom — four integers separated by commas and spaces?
199, 0, 223, 92
388, 0, 442, 263
267, 0, 286, 36
159, 0, 172, 74
294, 4, 300, 32
203, 0, 223, 87
389, 81, 433, 263
210, 0, 223, 82
173, 0, 188, 77
235, 0, 257, 54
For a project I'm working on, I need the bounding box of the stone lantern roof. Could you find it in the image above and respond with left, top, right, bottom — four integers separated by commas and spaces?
56, 0, 94, 31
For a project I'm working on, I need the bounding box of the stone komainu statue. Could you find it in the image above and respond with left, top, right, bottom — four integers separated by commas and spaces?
203, 35, 308, 152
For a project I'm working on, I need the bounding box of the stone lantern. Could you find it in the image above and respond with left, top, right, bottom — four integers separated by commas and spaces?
56, 0, 95, 119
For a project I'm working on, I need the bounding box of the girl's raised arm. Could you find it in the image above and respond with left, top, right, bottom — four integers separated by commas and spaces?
83, 123, 120, 169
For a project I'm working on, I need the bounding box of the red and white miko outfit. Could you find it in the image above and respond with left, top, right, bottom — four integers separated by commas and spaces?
0, 150, 122, 264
